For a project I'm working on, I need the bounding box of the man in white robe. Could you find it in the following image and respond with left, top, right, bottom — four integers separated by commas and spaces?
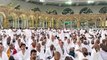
91, 48, 103, 60
14, 43, 29, 60
77, 47, 91, 60
56, 41, 67, 60
45, 44, 55, 60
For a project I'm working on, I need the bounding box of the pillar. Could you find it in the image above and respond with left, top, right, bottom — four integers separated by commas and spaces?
51, 18, 54, 28
77, 19, 80, 29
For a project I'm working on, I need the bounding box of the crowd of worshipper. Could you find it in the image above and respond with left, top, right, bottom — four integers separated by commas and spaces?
0, 28, 107, 60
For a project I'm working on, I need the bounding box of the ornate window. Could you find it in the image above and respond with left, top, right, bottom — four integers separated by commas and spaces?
80, 7, 93, 14
46, 10, 57, 15
99, 7, 107, 14
14, 5, 20, 10
31, 7, 41, 12
62, 8, 74, 15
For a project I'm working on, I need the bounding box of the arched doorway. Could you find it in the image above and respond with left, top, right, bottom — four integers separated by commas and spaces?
19, 14, 28, 28
80, 18, 88, 29
8, 13, 18, 28
43, 17, 48, 28
0, 12, 6, 29
29, 15, 35, 28
58, 17, 64, 29
64, 18, 72, 29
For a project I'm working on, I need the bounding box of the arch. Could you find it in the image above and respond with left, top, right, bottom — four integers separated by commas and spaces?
62, 8, 74, 15
58, 17, 64, 28
20, 14, 27, 20
28, 15, 35, 28
9, 13, 18, 20
44, 17, 48, 28
19, 14, 28, 28
64, 18, 72, 28
8, 13, 18, 28
0, 12, 6, 28
46, 10, 57, 15
0, 12, 6, 18
99, 7, 107, 14
31, 7, 41, 12
71, 17, 77, 29
37, 16, 42, 28
80, 17, 88, 28
80, 7, 93, 14
95, 17, 101, 28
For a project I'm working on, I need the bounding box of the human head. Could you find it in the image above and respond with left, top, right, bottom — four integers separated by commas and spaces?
50, 44, 55, 51
36, 43, 41, 51
20, 43, 26, 51
54, 51, 61, 60
9, 43, 15, 49
82, 47, 88, 57
100, 39, 107, 52
30, 49, 37, 59
77, 40, 81, 46
59, 40, 64, 48
65, 56, 73, 60
67, 39, 70, 44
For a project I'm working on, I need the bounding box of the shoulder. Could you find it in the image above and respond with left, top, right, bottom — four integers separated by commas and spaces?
2, 51, 7, 56
2, 52, 8, 60
26, 57, 30, 60
50, 57, 54, 60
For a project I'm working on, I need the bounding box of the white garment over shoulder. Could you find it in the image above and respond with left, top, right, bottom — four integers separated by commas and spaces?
14, 50, 29, 60
56, 45, 67, 60
77, 51, 91, 60
100, 50, 107, 60
50, 57, 62, 60
0, 52, 8, 60
91, 49, 103, 60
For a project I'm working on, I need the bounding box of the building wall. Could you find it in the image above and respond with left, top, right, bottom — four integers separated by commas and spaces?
11, 0, 107, 14
0, 0, 107, 14
0, 0, 11, 5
